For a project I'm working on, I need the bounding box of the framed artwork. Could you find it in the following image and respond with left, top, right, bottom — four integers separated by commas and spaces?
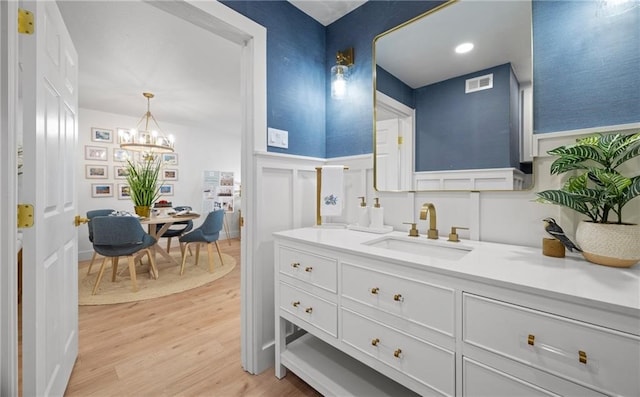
85, 164, 108, 179
159, 184, 174, 196
91, 183, 113, 198
163, 168, 178, 181
162, 153, 178, 165
117, 184, 131, 200
91, 127, 113, 143
85, 145, 108, 161
113, 148, 131, 162
114, 165, 130, 179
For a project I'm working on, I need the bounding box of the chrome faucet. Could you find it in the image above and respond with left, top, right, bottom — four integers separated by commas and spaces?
419, 203, 438, 239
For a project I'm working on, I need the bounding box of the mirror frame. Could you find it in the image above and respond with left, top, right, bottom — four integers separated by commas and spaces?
373, 0, 534, 192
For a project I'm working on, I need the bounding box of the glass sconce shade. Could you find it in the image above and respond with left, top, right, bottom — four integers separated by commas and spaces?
331, 64, 349, 99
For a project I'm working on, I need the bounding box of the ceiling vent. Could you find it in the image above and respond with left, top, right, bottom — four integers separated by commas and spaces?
465, 73, 493, 93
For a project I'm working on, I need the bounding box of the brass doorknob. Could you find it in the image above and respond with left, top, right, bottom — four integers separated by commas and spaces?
74, 215, 89, 227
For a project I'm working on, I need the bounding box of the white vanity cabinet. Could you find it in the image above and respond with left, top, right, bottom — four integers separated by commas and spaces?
274, 229, 640, 397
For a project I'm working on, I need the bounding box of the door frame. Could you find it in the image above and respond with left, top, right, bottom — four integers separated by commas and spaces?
0, 0, 19, 394
1, 0, 267, 388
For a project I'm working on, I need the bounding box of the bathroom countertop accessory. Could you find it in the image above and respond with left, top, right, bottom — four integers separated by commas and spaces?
404, 222, 419, 237
448, 226, 469, 242
369, 198, 384, 230
419, 202, 438, 239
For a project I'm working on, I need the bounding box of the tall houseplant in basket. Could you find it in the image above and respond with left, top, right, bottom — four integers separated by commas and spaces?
537, 132, 640, 267
125, 157, 162, 218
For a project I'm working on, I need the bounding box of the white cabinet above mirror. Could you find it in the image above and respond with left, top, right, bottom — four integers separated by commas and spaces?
373, 0, 533, 191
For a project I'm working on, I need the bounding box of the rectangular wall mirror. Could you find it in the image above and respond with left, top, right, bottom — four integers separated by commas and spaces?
374, 0, 533, 191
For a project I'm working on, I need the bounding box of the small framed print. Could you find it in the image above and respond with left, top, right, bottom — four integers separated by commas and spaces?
162, 153, 178, 165
117, 184, 131, 200
91, 183, 113, 198
91, 127, 113, 143
159, 184, 174, 196
113, 148, 131, 162
163, 168, 178, 181
85, 164, 108, 179
85, 145, 108, 161
114, 165, 130, 179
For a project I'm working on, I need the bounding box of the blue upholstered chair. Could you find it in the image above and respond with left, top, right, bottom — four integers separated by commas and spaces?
178, 209, 225, 275
86, 209, 114, 275
90, 216, 159, 295
155, 205, 194, 253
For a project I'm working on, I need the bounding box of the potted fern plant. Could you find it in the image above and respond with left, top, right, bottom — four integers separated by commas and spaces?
125, 156, 162, 218
536, 132, 640, 267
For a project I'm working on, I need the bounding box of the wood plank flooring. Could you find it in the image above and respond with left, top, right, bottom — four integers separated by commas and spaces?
64, 238, 321, 396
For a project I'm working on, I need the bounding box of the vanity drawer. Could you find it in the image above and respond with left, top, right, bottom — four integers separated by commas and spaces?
279, 281, 337, 337
463, 293, 640, 396
342, 262, 455, 337
279, 247, 337, 293
342, 308, 455, 396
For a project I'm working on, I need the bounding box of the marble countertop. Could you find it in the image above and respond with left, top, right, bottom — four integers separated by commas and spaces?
274, 228, 640, 316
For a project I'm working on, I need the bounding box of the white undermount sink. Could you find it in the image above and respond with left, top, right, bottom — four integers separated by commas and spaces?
363, 236, 472, 261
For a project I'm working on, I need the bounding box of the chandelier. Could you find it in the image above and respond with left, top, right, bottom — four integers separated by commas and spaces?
119, 92, 174, 153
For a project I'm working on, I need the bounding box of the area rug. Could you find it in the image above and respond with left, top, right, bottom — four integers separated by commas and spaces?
78, 250, 236, 305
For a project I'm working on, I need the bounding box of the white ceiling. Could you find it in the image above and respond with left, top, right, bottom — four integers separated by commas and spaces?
57, 1, 243, 130
288, 0, 367, 25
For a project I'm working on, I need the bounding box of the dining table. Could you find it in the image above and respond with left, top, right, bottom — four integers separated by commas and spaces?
139, 213, 200, 269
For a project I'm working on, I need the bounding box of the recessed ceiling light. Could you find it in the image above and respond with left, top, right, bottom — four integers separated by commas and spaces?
455, 42, 474, 54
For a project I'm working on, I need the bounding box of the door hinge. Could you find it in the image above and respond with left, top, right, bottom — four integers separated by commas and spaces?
18, 8, 34, 35
397, 136, 404, 145
17, 204, 34, 228
240, 216, 244, 227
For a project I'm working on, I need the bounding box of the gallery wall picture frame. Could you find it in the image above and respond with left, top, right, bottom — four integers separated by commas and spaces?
85, 164, 108, 179
117, 184, 131, 200
85, 145, 108, 161
114, 165, 130, 179
159, 184, 174, 196
91, 183, 113, 198
91, 127, 113, 143
162, 153, 178, 165
163, 168, 178, 181
113, 148, 131, 162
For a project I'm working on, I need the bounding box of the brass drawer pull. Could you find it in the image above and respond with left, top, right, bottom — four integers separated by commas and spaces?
527, 334, 535, 346
393, 348, 402, 358
393, 294, 404, 302
305, 307, 313, 313
291, 301, 300, 307
370, 287, 379, 295
305, 266, 313, 272
579, 350, 587, 364
291, 262, 300, 268
371, 338, 380, 346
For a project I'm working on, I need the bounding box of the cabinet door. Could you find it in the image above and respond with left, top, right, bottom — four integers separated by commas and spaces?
462, 357, 605, 397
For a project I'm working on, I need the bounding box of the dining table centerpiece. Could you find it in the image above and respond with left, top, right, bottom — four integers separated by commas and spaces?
536, 132, 640, 267
125, 156, 162, 218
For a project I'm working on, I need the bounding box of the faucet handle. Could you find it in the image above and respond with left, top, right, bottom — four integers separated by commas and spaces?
403, 222, 419, 237
448, 226, 469, 242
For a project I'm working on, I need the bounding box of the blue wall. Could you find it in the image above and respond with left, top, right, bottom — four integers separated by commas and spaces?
221, 1, 327, 157
376, 65, 415, 108
533, 1, 638, 133
223, 1, 639, 158
415, 64, 517, 171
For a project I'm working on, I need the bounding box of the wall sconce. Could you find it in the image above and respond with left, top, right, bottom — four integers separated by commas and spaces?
331, 48, 354, 99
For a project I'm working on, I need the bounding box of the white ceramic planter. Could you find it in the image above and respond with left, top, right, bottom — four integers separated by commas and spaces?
576, 221, 640, 268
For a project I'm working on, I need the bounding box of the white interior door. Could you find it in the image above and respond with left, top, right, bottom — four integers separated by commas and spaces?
376, 118, 401, 190
19, 1, 79, 395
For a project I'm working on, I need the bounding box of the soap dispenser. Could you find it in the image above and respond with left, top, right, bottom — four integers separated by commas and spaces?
369, 198, 384, 229
356, 196, 370, 227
